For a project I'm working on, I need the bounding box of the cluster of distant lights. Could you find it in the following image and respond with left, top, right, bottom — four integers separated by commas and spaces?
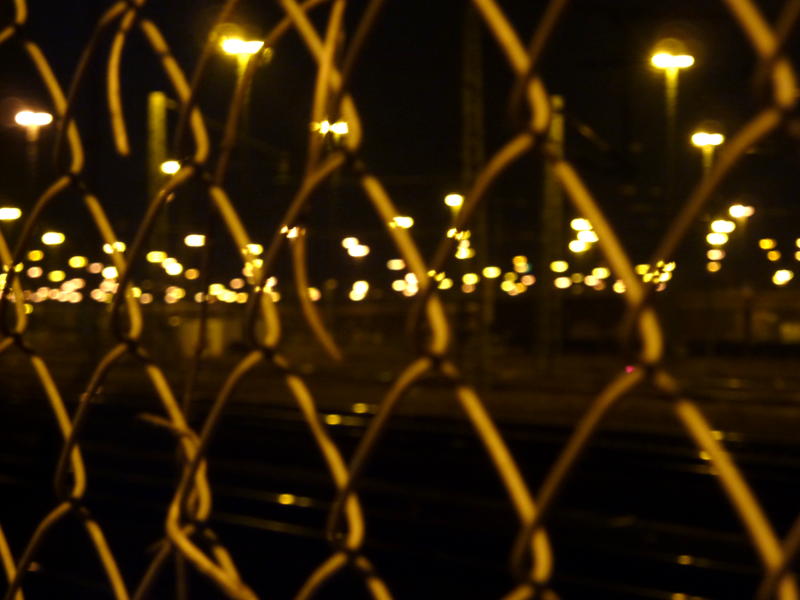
756, 238, 796, 286
3, 185, 800, 313
702, 203, 795, 285
0, 231, 280, 310
566, 218, 599, 254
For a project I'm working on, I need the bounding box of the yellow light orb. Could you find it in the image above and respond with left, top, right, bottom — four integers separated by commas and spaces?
710, 219, 735, 234
391, 216, 414, 229
759, 238, 777, 250
184, 234, 206, 247
729, 204, 754, 219
773, 269, 794, 286
146, 250, 167, 263
41, 231, 65, 246
706, 232, 728, 246
444, 193, 464, 208
164, 262, 183, 276
550, 260, 569, 273
68, 256, 88, 269
220, 37, 264, 56
0, 207, 22, 221
462, 273, 479, 285
15, 110, 53, 127
568, 240, 589, 253
482, 266, 501, 279
651, 52, 694, 69
160, 160, 180, 175
767, 250, 781, 262
570, 218, 592, 231
691, 132, 724, 147
347, 244, 369, 257
554, 276, 572, 289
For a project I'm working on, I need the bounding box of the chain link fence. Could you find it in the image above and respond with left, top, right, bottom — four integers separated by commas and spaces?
1, 0, 800, 598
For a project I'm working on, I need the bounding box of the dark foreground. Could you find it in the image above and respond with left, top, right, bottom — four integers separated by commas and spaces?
2, 352, 800, 599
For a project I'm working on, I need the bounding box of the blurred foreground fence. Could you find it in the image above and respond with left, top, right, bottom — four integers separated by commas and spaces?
2, 0, 800, 598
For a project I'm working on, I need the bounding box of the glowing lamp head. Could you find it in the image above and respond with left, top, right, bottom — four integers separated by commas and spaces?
184, 234, 206, 248
220, 37, 264, 56
568, 240, 589, 253
729, 204, 755, 219
391, 216, 414, 229
160, 160, 180, 175
706, 232, 729, 246
651, 52, 695, 69
691, 132, 725, 147
710, 219, 735, 234
0, 207, 22, 221
444, 193, 464, 208
570, 218, 592, 231
41, 231, 65, 246
15, 110, 53, 127
773, 269, 794, 286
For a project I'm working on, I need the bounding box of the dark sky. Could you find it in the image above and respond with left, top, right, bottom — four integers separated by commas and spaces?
1, 0, 799, 287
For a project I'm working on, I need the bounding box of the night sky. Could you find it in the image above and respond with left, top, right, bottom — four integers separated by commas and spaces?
1, 0, 799, 289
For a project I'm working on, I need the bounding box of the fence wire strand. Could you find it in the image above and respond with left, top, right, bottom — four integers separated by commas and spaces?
0, 0, 799, 598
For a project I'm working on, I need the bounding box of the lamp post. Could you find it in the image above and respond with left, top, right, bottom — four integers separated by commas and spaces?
691, 130, 724, 177
0, 207, 22, 245
651, 41, 694, 206
728, 203, 755, 349
219, 35, 270, 206
444, 193, 464, 223
691, 129, 724, 353
15, 110, 53, 197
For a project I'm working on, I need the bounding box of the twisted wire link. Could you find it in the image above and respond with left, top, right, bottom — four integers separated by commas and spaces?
467, 1, 800, 598
0, 3, 134, 599
1, 0, 800, 599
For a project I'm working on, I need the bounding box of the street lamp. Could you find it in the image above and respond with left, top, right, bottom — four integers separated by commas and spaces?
0, 208, 22, 221
650, 43, 694, 129
218, 32, 271, 201
729, 204, 755, 219
651, 40, 694, 203
691, 130, 724, 176
15, 110, 53, 195
444, 193, 464, 221
41, 231, 65, 246
219, 36, 268, 81
14, 110, 53, 142
184, 234, 206, 248
160, 160, 180, 175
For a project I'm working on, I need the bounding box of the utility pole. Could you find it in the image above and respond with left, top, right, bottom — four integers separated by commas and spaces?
462, 4, 490, 388
536, 95, 565, 371
147, 91, 169, 251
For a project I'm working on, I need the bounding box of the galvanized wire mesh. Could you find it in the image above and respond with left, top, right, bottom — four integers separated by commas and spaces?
0, 0, 799, 598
